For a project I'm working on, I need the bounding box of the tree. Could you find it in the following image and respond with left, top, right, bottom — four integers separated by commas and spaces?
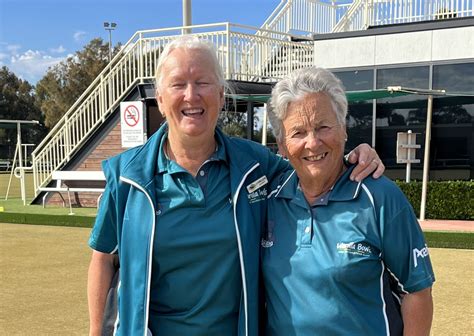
0, 66, 45, 159
35, 38, 112, 128
218, 110, 247, 137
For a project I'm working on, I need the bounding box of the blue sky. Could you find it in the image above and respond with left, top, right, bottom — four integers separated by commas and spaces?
0, 0, 281, 84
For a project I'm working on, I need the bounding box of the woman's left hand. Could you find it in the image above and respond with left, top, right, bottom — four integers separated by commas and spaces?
347, 144, 385, 182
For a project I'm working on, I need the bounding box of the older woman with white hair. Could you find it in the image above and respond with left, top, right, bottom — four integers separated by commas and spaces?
262, 67, 434, 336
87, 36, 384, 336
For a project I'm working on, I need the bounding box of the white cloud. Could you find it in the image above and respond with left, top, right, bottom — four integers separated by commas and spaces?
8, 49, 65, 84
6, 44, 21, 53
50, 45, 66, 53
73, 31, 86, 43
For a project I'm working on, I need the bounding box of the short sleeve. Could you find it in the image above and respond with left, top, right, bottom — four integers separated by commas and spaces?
88, 163, 119, 253
381, 205, 435, 293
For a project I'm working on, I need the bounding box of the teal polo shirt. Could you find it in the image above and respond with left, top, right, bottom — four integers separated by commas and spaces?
262, 167, 435, 336
148, 132, 240, 336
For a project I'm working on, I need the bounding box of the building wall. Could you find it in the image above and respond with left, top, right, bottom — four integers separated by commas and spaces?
314, 25, 474, 68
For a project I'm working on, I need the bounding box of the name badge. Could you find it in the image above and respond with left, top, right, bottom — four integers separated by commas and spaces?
246, 175, 268, 193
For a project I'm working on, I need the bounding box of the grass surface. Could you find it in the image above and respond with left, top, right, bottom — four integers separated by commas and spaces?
0, 223, 473, 335
0, 199, 97, 217
0, 223, 91, 335
0, 172, 35, 200
424, 231, 474, 250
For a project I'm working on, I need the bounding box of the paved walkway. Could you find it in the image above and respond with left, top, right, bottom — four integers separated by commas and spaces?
419, 220, 474, 232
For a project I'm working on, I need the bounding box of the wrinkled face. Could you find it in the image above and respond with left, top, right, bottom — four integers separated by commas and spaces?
279, 92, 347, 186
157, 48, 224, 140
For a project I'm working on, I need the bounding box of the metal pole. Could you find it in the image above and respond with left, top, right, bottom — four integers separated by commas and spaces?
16, 122, 26, 205
108, 29, 113, 62
420, 95, 433, 220
262, 104, 268, 146
182, 0, 192, 34
406, 130, 412, 183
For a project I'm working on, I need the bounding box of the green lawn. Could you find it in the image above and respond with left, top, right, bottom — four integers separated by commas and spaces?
0, 172, 35, 200
0, 172, 98, 225
0, 223, 471, 335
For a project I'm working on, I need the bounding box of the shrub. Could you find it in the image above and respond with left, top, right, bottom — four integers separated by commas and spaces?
395, 180, 474, 220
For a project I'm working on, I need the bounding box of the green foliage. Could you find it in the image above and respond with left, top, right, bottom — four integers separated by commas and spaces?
0, 67, 46, 151
35, 38, 111, 128
218, 110, 247, 137
395, 180, 474, 220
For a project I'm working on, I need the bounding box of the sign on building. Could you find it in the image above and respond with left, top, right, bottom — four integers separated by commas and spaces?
120, 102, 146, 148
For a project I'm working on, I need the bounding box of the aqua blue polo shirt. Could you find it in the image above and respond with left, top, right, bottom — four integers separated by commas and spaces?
262, 167, 435, 336
148, 132, 240, 336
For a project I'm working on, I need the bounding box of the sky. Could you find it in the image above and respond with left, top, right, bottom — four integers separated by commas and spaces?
0, 0, 281, 84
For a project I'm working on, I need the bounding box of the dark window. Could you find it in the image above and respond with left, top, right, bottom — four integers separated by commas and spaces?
334, 70, 373, 91
334, 70, 374, 150
431, 63, 474, 176
375, 66, 429, 171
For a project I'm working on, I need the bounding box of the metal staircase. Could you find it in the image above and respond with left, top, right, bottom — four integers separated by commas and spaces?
31, 0, 473, 197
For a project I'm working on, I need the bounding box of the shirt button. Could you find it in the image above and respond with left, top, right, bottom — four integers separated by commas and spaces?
304, 226, 311, 234
199, 170, 205, 176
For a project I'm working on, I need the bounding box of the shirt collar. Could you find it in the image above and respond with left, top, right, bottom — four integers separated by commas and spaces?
157, 130, 228, 174
275, 164, 363, 204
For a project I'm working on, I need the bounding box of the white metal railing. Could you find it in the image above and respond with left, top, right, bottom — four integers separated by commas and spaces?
334, 0, 474, 32
259, 0, 354, 36
259, 0, 473, 35
31, 23, 313, 195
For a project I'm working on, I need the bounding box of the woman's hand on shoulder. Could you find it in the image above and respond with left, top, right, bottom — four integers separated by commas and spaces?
347, 143, 385, 182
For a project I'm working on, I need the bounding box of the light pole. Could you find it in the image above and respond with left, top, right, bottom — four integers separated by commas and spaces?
103, 22, 117, 62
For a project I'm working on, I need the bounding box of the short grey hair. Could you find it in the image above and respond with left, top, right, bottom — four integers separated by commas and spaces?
268, 67, 348, 142
155, 35, 225, 91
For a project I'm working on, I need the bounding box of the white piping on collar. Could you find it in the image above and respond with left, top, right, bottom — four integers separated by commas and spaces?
273, 170, 296, 198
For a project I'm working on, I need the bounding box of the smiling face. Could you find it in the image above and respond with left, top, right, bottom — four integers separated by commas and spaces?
279, 92, 347, 192
156, 47, 224, 142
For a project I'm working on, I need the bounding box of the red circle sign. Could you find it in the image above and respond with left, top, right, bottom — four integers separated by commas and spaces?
123, 105, 140, 127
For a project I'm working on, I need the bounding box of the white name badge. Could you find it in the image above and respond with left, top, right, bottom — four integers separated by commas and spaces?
246, 175, 268, 193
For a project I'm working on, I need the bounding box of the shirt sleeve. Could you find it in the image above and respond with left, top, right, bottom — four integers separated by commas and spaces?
88, 161, 119, 253
260, 147, 291, 182
381, 204, 435, 293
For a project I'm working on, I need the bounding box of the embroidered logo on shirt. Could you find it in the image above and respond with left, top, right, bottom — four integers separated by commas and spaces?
337, 241, 372, 256
247, 188, 268, 204
413, 244, 429, 267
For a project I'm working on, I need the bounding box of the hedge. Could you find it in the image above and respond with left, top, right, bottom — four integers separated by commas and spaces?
395, 180, 474, 220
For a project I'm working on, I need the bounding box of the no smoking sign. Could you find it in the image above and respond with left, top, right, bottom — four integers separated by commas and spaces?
120, 101, 146, 148
123, 105, 140, 127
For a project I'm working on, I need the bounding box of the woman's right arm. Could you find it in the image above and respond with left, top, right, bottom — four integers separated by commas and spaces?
87, 251, 117, 336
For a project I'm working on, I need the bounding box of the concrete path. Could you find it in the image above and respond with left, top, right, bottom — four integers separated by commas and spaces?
419, 220, 474, 232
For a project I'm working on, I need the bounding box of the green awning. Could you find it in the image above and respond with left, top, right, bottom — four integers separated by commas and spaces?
228, 89, 412, 104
